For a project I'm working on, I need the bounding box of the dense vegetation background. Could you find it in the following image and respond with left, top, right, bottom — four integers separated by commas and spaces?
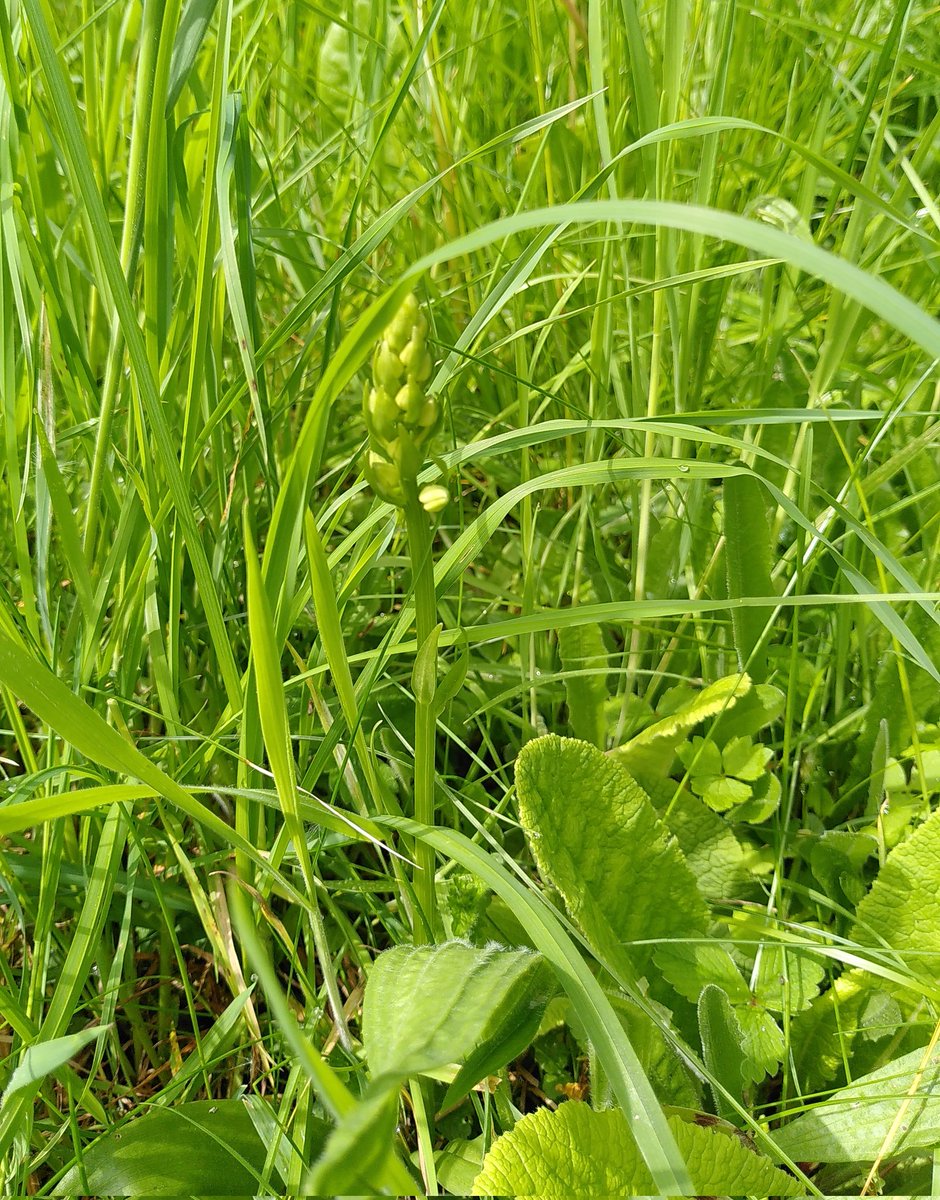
0, 0, 938, 1193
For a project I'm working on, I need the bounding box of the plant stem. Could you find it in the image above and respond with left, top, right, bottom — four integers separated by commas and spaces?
405, 495, 438, 943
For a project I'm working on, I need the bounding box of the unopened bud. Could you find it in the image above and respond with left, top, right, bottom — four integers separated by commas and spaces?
373, 341, 404, 389
385, 294, 420, 352
364, 450, 404, 505
419, 484, 449, 514
395, 381, 425, 423
417, 399, 439, 428
366, 386, 398, 440
400, 339, 432, 384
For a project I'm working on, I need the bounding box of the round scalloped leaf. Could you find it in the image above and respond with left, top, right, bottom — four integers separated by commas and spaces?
472, 1102, 802, 1197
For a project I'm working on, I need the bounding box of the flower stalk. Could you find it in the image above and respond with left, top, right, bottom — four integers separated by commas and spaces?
363, 293, 446, 942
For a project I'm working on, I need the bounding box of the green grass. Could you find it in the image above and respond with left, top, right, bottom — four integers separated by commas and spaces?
0, 0, 938, 1193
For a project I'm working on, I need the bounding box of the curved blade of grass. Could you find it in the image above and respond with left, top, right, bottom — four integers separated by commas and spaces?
0, 780, 386, 843
243, 509, 313, 891
0, 784, 152, 834
424, 457, 940, 681
433, 457, 744, 593
376, 814, 693, 1197
606, 117, 922, 235
2, 1024, 110, 1105
218, 94, 269, 465
167, 0, 219, 111
408, 201, 940, 359
282, 593, 939, 690
303, 511, 387, 816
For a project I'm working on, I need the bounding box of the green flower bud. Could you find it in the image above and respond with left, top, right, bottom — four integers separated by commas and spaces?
417, 398, 439, 429
419, 484, 449, 514
388, 432, 421, 486
364, 449, 405, 505
395, 381, 425, 423
384, 293, 420, 352
373, 341, 405, 388
400, 339, 432, 384
365, 386, 399, 441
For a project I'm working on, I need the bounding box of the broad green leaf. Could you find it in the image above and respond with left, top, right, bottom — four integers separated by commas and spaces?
516, 736, 708, 973
852, 805, 940, 981
656, 944, 750, 1006
589, 994, 703, 1111
656, 943, 782, 1085
363, 942, 555, 1108
679, 736, 723, 778
433, 1135, 486, 1196
612, 673, 752, 781
433, 636, 469, 716
810, 830, 876, 908
376, 814, 693, 1195
304, 1082, 404, 1196
646, 780, 759, 900
912, 747, 940, 793
773, 1044, 940, 1163
858, 990, 904, 1044
472, 1103, 802, 1197
54, 1100, 301, 1196
733, 772, 782, 823
790, 970, 871, 1090
701, 775, 752, 811
558, 623, 609, 747
3, 1025, 109, 1104
698, 985, 749, 1119
228, 888, 417, 1198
